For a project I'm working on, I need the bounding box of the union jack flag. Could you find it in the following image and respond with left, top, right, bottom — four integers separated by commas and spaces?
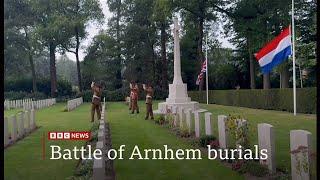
196, 60, 206, 85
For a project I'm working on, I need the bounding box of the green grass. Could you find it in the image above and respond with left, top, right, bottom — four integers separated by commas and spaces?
4, 103, 94, 180
107, 101, 243, 180
4, 101, 317, 179
4, 108, 24, 117
195, 103, 317, 174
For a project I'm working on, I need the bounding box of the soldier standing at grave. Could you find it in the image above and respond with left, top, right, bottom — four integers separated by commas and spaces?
128, 88, 132, 110
91, 81, 103, 122
143, 83, 154, 120
130, 81, 139, 114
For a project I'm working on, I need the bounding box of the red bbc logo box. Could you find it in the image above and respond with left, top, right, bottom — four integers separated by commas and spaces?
48, 131, 91, 140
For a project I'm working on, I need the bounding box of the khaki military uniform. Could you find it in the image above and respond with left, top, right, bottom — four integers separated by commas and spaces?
91, 82, 102, 122
144, 85, 154, 120
130, 83, 139, 114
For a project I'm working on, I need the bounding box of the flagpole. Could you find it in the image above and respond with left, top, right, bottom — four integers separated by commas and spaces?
206, 34, 209, 105
291, 0, 297, 116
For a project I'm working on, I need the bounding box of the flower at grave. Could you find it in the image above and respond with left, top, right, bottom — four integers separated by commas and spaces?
297, 145, 308, 151
261, 159, 267, 165
290, 149, 301, 154
231, 160, 244, 171
310, 151, 316, 159
209, 140, 219, 149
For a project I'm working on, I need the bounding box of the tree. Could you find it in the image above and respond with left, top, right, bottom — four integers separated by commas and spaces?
30, 0, 77, 97
82, 32, 124, 90
107, 0, 125, 89
61, 0, 104, 92
56, 54, 78, 86
152, 0, 173, 90
4, 0, 41, 92
173, 0, 223, 90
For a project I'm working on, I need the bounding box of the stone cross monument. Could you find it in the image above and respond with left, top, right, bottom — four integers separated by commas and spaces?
155, 17, 200, 114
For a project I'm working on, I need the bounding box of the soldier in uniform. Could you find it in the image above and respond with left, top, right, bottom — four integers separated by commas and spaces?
91, 81, 103, 122
143, 83, 154, 120
130, 81, 139, 114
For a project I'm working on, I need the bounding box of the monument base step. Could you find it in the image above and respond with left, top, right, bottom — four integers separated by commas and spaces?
154, 101, 201, 114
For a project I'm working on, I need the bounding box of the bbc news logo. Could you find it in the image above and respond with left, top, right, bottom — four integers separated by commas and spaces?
48, 132, 91, 140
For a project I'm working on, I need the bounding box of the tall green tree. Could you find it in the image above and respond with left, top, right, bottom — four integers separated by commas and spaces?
30, 0, 77, 97
107, 0, 125, 89
61, 0, 104, 92
152, 0, 173, 90
173, 0, 224, 90
4, 0, 41, 92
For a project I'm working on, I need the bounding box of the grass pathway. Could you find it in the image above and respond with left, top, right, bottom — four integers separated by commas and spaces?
107, 102, 243, 180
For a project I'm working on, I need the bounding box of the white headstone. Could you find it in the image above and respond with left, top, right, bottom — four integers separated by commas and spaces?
194, 111, 200, 138
258, 123, 276, 173
178, 107, 184, 128
30, 109, 36, 129
218, 115, 228, 149
4, 117, 9, 146
18, 112, 25, 137
11, 115, 18, 142
205, 112, 212, 136
25, 111, 31, 132
98, 130, 105, 144
172, 106, 178, 127
185, 109, 192, 133
290, 130, 312, 180
93, 141, 105, 180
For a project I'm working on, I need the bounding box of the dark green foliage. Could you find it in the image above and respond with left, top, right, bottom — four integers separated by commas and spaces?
4, 91, 47, 100
199, 135, 216, 148
4, 78, 73, 97
189, 88, 316, 114
82, 87, 168, 102
155, 115, 166, 125
238, 161, 269, 177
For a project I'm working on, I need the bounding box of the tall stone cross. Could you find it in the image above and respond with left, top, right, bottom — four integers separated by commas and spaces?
173, 17, 183, 85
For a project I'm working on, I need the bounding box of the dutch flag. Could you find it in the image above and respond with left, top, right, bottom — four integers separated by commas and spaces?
255, 26, 292, 74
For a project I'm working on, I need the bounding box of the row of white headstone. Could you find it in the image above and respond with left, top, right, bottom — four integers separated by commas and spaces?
23, 98, 56, 110
93, 102, 106, 180
67, 97, 83, 111
166, 106, 313, 180
4, 98, 33, 110
4, 109, 36, 147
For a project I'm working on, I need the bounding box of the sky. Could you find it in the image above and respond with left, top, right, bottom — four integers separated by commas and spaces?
58, 0, 235, 62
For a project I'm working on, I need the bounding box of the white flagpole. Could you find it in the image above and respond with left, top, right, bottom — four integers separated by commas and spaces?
291, 0, 297, 116
206, 34, 209, 105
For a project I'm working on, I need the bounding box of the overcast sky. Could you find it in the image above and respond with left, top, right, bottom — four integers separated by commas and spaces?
58, 0, 235, 62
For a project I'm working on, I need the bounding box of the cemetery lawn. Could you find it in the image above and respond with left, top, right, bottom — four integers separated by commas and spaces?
107, 101, 244, 180
4, 108, 24, 117
199, 103, 317, 174
4, 101, 316, 179
4, 103, 93, 180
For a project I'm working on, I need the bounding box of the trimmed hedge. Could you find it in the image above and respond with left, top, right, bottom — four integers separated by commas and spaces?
188, 88, 316, 114
4, 91, 47, 100
82, 87, 168, 102
4, 91, 79, 102
4, 78, 73, 96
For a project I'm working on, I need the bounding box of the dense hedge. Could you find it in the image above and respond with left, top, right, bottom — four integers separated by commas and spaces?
82, 87, 168, 102
4, 91, 47, 100
188, 88, 316, 114
4, 78, 73, 96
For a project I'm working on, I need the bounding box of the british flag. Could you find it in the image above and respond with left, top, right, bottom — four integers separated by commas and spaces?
196, 60, 207, 85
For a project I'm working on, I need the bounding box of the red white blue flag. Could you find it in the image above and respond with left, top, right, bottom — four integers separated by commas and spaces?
255, 26, 292, 74
196, 60, 206, 85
